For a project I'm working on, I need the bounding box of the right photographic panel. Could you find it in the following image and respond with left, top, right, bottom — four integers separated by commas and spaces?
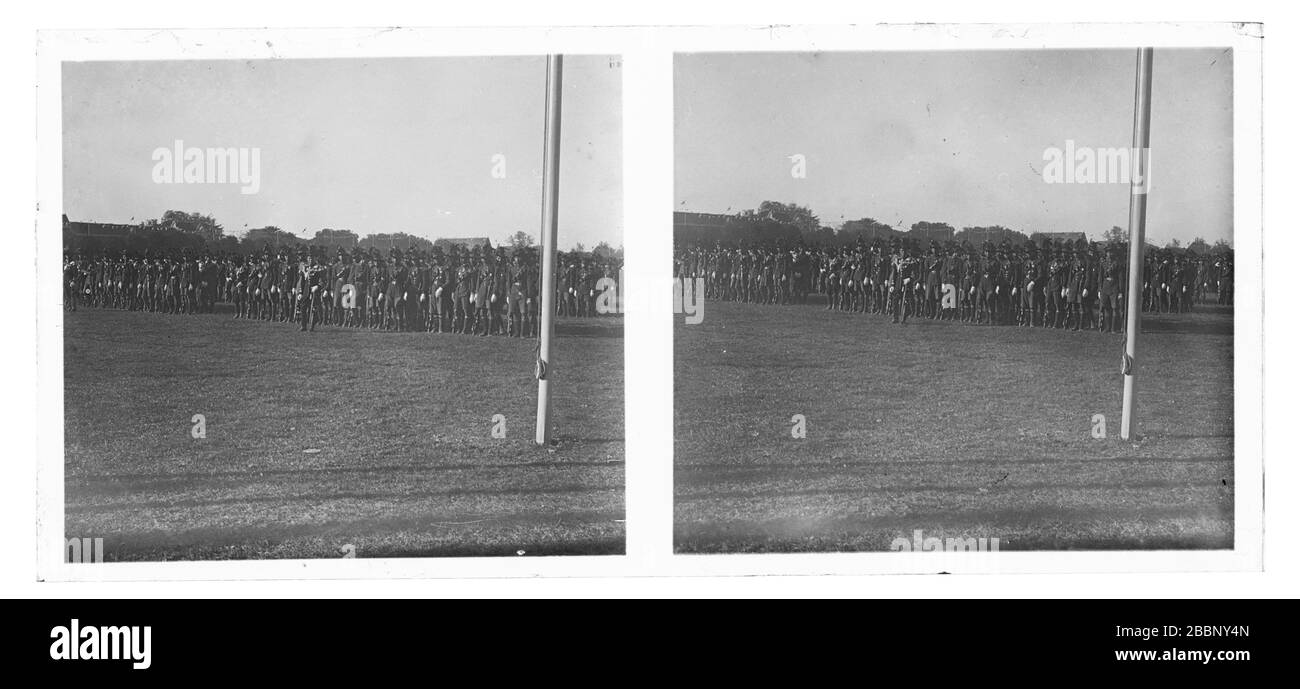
673, 49, 1235, 554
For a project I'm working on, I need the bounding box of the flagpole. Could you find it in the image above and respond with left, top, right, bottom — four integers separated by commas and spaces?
1121, 47, 1153, 441
536, 55, 563, 446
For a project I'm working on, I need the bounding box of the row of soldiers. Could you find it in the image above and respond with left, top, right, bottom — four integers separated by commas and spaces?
674, 238, 1234, 332
63, 245, 622, 337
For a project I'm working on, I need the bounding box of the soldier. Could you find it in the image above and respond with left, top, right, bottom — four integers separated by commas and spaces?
886, 240, 906, 323
997, 248, 1018, 326
824, 251, 841, 311
977, 245, 999, 325
352, 251, 368, 328
524, 249, 541, 338
63, 253, 79, 311
472, 252, 493, 336
579, 257, 596, 318
1019, 242, 1042, 327
792, 246, 810, 305
369, 250, 388, 329
1081, 244, 1101, 330
1064, 248, 1084, 331
429, 250, 448, 333
1099, 244, 1126, 334
1169, 253, 1187, 314
490, 250, 510, 333
837, 251, 854, 312
923, 244, 943, 319
387, 250, 408, 331
298, 250, 326, 332
200, 253, 219, 314
453, 251, 473, 334
1216, 255, 1233, 305
1046, 247, 1069, 328
231, 256, 247, 319
506, 250, 527, 337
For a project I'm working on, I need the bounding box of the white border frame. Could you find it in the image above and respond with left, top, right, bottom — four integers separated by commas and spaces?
36, 22, 1263, 583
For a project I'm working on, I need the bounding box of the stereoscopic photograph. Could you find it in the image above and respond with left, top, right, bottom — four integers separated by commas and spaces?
673, 49, 1236, 553
61, 55, 625, 560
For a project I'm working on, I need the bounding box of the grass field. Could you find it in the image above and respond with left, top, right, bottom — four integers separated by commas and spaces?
674, 298, 1234, 553
64, 307, 624, 560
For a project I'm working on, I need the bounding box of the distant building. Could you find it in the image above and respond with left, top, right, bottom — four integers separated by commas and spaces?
62, 214, 136, 240
674, 211, 734, 236
908, 225, 956, 242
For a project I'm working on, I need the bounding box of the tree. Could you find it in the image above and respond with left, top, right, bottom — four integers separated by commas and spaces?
1166, 238, 1182, 249
591, 241, 622, 261
804, 225, 837, 246
1187, 237, 1211, 254
1103, 225, 1127, 244
726, 201, 818, 246
955, 225, 1029, 247
311, 228, 359, 248
159, 210, 223, 242
910, 220, 956, 235
837, 217, 899, 245
215, 235, 240, 254
359, 232, 433, 253
509, 231, 535, 250
241, 226, 301, 253
753, 201, 820, 236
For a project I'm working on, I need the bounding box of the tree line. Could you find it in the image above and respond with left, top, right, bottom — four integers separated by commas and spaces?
64, 211, 624, 259
677, 201, 1232, 253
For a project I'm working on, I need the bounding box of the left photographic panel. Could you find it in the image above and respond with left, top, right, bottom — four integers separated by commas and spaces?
58, 55, 625, 561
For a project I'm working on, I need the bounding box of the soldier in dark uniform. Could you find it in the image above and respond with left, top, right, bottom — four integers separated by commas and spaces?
1216, 256, 1233, 305
886, 240, 906, 323
298, 250, 325, 332
489, 250, 509, 333
1169, 253, 1187, 314
996, 248, 1017, 326
821, 251, 838, 311
976, 245, 999, 325
923, 244, 943, 319
369, 251, 388, 329
1019, 242, 1042, 327
1099, 244, 1126, 334
343, 250, 364, 328
1063, 248, 1083, 331
472, 253, 493, 336
524, 250, 541, 337
774, 247, 791, 305
387, 250, 409, 331
506, 251, 527, 337
1081, 244, 1101, 330
837, 252, 854, 312
1046, 247, 1069, 328
231, 256, 247, 319
63, 254, 79, 311
453, 252, 473, 334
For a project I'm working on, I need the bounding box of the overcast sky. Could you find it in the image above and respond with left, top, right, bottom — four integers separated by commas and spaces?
63, 56, 622, 250
675, 49, 1233, 245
